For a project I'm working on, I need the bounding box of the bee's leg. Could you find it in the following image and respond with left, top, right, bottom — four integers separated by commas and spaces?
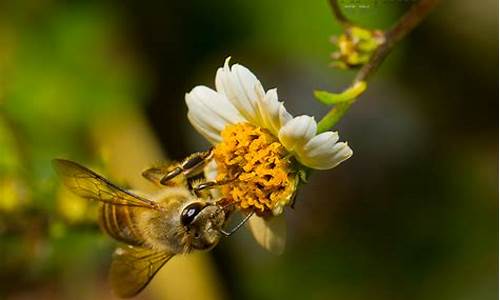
192, 181, 218, 197
191, 173, 240, 197
160, 148, 214, 185
142, 148, 214, 186
142, 165, 177, 186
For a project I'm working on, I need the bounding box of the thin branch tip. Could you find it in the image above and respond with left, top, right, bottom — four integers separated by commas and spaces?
319, 0, 440, 131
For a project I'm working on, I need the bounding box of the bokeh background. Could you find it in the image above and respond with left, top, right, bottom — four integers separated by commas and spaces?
0, 0, 498, 299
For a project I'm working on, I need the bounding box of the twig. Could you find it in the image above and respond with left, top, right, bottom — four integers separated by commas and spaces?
328, 0, 352, 28
354, 0, 440, 83
318, 0, 440, 133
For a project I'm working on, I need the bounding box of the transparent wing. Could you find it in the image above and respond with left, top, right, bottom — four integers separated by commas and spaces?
247, 214, 286, 255
53, 159, 160, 209
110, 245, 173, 298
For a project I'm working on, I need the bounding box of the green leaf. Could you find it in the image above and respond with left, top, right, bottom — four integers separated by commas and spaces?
314, 81, 367, 105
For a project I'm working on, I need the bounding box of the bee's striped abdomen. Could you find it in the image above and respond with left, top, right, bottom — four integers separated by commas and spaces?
99, 203, 145, 246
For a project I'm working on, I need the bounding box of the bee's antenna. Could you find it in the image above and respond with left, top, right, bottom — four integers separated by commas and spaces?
220, 212, 254, 237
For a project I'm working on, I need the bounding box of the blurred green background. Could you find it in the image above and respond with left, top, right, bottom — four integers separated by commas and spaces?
0, 0, 497, 299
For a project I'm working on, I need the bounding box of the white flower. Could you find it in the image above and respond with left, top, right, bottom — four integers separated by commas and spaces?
185, 57, 353, 254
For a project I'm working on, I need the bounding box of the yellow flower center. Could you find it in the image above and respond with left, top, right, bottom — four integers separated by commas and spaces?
213, 123, 296, 216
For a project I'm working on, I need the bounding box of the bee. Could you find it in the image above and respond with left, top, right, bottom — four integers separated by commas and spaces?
53, 149, 250, 298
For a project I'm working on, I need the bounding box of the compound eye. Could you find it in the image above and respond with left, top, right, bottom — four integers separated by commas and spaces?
181, 202, 205, 226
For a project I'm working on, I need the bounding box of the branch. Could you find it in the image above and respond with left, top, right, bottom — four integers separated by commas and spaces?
354, 0, 440, 83
318, 0, 440, 132
328, 0, 352, 28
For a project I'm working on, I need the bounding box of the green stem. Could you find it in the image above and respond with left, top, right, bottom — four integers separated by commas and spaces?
318, 0, 440, 133
317, 102, 351, 133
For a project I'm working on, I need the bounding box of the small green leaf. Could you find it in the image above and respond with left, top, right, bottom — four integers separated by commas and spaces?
297, 168, 309, 183
314, 81, 367, 105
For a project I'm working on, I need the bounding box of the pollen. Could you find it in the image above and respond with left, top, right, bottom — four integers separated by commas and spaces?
213, 123, 297, 216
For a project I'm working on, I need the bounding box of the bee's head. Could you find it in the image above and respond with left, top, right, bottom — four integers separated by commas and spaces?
180, 201, 226, 250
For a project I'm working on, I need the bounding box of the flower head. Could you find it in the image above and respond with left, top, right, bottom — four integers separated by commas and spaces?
186, 58, 353, 253
213, 123, 298, 216
330, 26, 384, 69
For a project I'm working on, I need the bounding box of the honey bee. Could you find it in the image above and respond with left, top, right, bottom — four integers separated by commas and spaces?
53, 149, 250, 298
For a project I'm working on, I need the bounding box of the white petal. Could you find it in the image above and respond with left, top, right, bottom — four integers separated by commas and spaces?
278, 115, 317, 152
256, 88, 281, 135
203, 160, 218, 181
278, 103, 293, 127
302, 131, 339, 157
185, 86, 245, 144
215, 58, 265, 125
187, 112, 222, 144
203, 160, 222, 199
299, 132, 353, 169
247, 214, 286, 255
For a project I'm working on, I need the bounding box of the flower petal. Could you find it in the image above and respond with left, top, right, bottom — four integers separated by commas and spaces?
299, 131, 353, 170
203, 159, 218, 181
278, 115, 317, 152
215, 58, 266, 125
254, 88, 283, 135
187, 113, 222, 144
278, 103, 293, 127
203, 160, 222, 199
186, 85, 245, 144
302, 131, 340, 157
247, 214, 286, 255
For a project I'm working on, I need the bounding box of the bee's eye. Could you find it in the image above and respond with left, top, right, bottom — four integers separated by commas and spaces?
181, 203, 205, 226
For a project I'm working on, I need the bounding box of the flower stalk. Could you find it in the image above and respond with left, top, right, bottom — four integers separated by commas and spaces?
317, 0, 440, 132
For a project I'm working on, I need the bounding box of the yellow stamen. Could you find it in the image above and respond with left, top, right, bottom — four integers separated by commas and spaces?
214, 123, 296, 216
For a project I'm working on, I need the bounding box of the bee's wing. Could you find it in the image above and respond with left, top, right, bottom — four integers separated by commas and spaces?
53, 159, 160, 209
247, 214, 286, 255
110, 245, 173, 298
